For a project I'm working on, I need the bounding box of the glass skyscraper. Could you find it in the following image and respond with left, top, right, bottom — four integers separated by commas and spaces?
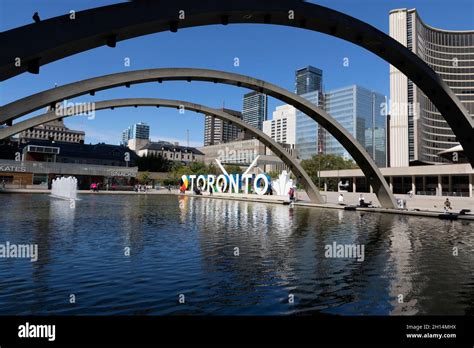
324, 85, 387, 167
295, 66, 323, 96
121, 122, 150, 145
296, 91, 324, 160
295, 65, 325, 160
242, 91, 268, 130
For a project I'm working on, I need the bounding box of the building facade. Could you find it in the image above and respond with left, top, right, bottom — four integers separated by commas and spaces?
324, 85, 387, 167
0, 139, 138, 190
242, 91, 268, 130
263, 104, 297, 146
295, 66, 323, 96
19, 120, 85, 144
121, 122, 150, 146
204, 108, 241, 146
137, 141, 204, 164
198, 138, 294, 173
389, 8, 474, 166
295, 90, 324, 160
319, 163, 473, 198
294, 66, 325, 160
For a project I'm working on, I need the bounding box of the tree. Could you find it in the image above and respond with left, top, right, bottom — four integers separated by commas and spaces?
136, 153, 172, 172
301, 154, 358, 190
267, 171, 280, 180
138, 171, 151, 184
223, 165, 242, 175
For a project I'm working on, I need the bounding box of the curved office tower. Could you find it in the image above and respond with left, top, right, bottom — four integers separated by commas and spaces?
389, 8, 474, 166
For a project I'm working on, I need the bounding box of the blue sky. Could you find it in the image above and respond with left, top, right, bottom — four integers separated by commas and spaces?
1, 0, 473, 146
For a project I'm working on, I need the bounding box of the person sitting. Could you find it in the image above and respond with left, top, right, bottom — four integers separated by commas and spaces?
444, 198, 452, 214
358, 194, 365, 207
338, 193, 345, 205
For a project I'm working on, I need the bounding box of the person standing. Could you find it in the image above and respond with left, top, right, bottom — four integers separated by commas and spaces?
288, 187, 295, 202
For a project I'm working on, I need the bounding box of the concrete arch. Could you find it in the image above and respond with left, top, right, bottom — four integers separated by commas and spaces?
0, 0, 472, 165
0, 97, 323, 203
0, 68, 397, 208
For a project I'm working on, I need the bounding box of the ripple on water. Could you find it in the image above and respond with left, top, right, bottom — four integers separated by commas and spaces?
0, 194, 472, 315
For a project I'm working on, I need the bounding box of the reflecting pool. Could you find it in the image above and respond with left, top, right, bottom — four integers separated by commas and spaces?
0, 194, 473, 315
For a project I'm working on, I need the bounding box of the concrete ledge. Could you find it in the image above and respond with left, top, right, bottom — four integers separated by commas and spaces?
294, 202, 474, 221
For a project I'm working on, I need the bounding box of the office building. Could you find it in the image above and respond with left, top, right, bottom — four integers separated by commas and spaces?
389, 8, 474, 166
242, 91, 268, 130
295, 91, 325, 160
294, 66, 325, 160
204, 109, 241, 146
263, 104, 297, 146
324, 85, 387, 167
295, 66, 323, 96
121, 122, 150, 146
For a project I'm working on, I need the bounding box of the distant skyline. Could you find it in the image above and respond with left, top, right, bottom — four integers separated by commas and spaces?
1, 0, 473, 146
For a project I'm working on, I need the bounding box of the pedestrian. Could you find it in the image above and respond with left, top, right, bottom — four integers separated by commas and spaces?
288, 187, 295, 202
1, 179, 5, 190
168, 184, 171, 192
209, 185, 213, 196
444, 198, 452, 213
338, 193, 344, 205
358, 194, 366, 207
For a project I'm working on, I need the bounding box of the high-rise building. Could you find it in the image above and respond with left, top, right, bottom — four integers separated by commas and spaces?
294, 66, 325, 160
204, 109, 241, 146
295, 91, 324, 160
19, 119, 85, 144
295, 66, 323, 96
389, 8, 474, 166
121, 122, 150, 146
263, 104, 297, 146
324, 85, 387, 167
242, 91, 268, 130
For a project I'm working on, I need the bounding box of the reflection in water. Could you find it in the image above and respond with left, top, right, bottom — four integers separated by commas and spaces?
0, 193, 472, 315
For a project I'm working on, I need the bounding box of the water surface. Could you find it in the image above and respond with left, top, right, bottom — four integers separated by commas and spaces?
0, 194, 472, 315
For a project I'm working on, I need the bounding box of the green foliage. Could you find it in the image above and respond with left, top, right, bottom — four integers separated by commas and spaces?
267, 171, 280, 179
136, 153, 172, 172
138, 171, 151, 184
223, 165, 243, 175
301, 154, 358, 189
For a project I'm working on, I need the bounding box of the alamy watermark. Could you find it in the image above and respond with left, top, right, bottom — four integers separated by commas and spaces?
325, 242, 365, 262
217, 146, 258, 163
0, 241, 38, 262
54, 100, 96, 120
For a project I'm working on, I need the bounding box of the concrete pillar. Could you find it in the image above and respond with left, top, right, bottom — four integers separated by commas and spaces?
411, 175, 416, 195
437, 175, 442, 196
469, 174, 473, 198
324, 181, 327, 192
422, 176, 426, 192
448, 175, 453, 195
370, 185, 373, 194
352, 177, 356, 193
389, 176, 393, 192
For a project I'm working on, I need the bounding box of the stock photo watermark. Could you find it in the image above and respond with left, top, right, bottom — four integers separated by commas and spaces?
0, 241, 38, 262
